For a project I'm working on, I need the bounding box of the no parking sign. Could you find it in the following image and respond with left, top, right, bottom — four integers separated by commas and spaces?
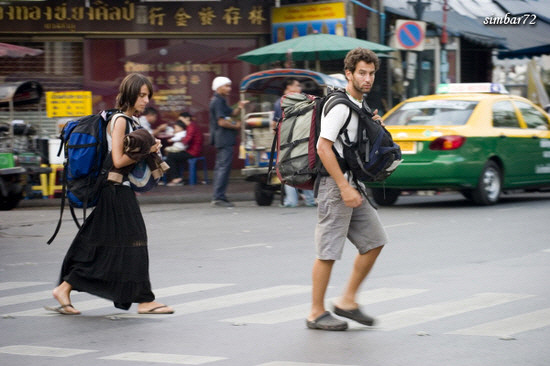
395, 20, 426, 51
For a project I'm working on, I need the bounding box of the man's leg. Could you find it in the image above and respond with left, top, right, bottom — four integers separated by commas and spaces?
336, 245, 383, 309
283, 185, 298, 207
212, 146, 233, 201
308, 258, 334, 321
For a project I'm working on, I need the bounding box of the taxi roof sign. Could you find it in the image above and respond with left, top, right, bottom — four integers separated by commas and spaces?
436, 83, 508, 94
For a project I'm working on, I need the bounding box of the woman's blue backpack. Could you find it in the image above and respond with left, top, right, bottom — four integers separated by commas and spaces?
47, 109, 119, 244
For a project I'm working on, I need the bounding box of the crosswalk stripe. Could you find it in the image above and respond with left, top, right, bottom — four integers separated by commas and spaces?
257, 362, 359, 366
0, 345, 96, 357
0, 290, 57, 307
377, 292, 534, 331
448, 307, 550, 337
4, 283, 233, 317
222, 288, 428, 325
99, 352, 226, 364
0, 282, 48, 291
150, 285, 310, 318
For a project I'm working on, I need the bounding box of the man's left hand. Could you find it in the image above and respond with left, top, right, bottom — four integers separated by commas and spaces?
372, 109, 385, 126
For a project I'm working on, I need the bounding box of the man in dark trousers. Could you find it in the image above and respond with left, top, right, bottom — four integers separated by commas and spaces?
209, 76, 248, 207
306, 48, 387, 331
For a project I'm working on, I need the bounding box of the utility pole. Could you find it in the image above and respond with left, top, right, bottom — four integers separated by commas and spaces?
440, 0, 449, 84
406, 0, 430, 97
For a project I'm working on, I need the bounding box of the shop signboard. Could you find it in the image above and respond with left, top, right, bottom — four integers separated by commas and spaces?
271, 1, 347, 43
0, 1, 269, 35
46, 91, 92, 118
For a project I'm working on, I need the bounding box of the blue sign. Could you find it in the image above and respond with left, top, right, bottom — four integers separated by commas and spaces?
397, 21, 425, 50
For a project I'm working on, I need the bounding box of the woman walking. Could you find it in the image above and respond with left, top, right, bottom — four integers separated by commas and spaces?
47, 73, 174, 315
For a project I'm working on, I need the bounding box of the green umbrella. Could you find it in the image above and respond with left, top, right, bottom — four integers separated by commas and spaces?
237, 33, 395, 66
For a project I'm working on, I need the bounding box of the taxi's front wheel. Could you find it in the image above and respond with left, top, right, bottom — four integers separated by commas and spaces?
370, 188, 400, 206
471, 161, 502, 205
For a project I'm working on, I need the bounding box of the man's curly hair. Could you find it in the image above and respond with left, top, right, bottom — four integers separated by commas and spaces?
344, 48, 380, 73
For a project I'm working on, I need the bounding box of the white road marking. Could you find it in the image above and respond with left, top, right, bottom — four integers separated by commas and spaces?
223, 288, 428, 325
216, 243, 271, 251
378, 292, 534, 331
257, 362, 359, 366
99, 352, 226, 364
0, 282, 48, 291
448, 307, 550, 337
162, 285, 310, 318
0, 290, 58, 307
0, 345, 95, 357
384, 222, 417, 228
4, 283, 233, 317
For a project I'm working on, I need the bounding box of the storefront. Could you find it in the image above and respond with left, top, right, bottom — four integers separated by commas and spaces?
0, 0, 271, 168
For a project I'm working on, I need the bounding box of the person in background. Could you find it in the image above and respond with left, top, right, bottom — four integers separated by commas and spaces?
139, 106, 173, 137
165, 112, 203, 186
273, 77, 316, 208
209, 76, 248, 207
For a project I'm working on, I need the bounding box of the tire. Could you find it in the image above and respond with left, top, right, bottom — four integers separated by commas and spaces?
471, 161, 502, 205
370, 188, 400, 206
254, 181, 274, 206
0, 190, 22, 210
460, 190, 473, 201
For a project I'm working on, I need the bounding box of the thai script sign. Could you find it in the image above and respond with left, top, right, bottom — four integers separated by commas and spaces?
0, 1, 269, 34
46, 91, 92, 118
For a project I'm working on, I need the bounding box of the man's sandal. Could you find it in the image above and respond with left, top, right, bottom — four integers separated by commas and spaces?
306, 311, 348, 331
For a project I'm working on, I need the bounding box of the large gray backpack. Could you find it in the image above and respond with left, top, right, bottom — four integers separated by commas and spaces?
268, 89, 401, 190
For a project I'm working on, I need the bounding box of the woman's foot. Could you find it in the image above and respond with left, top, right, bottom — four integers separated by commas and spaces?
51, 282, 80, 315
167, 178, 183, 186
138, 301, 174, 314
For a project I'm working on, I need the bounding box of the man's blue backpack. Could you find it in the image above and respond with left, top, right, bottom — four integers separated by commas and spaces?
47, 109, 119, 244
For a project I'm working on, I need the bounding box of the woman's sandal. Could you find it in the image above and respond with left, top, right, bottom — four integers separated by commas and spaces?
44, 304, 81, 315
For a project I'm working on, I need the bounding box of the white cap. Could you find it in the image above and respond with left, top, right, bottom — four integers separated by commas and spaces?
212, 76, 231, 91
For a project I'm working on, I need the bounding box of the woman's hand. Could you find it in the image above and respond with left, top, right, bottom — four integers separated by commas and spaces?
150, 139, 162, 153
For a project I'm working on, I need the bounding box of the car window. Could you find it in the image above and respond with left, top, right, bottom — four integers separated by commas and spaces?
492, 101, 521, 128
384, 100, 477, 126
514, 101, 550, 130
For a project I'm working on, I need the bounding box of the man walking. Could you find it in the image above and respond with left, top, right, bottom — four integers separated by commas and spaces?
209, 76, 248, 207
306, 48, 387, 331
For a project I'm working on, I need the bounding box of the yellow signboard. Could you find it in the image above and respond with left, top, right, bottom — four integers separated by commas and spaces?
46, 91, 92, 118
271, 1, 347, 42
272, 2, 345, 23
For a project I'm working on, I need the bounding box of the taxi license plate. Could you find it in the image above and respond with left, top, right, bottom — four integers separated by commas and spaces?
397, 141, 416, 154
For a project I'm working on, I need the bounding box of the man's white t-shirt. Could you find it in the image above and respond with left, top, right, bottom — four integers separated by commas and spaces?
318, 93, 361, 157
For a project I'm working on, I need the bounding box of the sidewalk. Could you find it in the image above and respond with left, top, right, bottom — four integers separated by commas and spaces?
18, 175, 256, 208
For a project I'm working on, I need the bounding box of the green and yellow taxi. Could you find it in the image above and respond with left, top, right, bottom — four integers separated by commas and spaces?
368, 83, 550, 205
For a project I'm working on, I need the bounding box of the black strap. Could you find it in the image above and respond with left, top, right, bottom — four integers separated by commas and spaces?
47, 165, 68, 244
267, 119, 280, 182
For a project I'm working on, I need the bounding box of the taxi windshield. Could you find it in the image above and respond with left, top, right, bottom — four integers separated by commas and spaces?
385, 100, 478, 126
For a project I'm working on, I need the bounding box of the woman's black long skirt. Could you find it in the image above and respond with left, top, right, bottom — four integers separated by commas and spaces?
59, 183, 155, 310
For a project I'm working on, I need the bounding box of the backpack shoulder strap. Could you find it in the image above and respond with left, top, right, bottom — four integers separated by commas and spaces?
109, 112, 135, 135
323, 90, 361, 117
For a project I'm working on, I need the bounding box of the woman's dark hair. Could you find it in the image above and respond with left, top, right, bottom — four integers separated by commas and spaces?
116, 73, 153, 112
343, 48, 380, 73
175, 120, 186, 129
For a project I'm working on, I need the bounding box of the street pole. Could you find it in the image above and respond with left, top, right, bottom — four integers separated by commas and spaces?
407, 0, 430, 96
440, 0, 449, 84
